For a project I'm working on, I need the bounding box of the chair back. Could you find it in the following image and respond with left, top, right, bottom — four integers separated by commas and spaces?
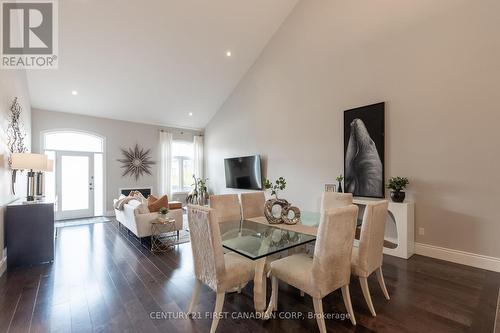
187, 205, 226, 291
319, 192, 353, 224
358, 200, 389, 275
312, 205, 358, 294
241, 192, 265, 219
209, 194, 241, 223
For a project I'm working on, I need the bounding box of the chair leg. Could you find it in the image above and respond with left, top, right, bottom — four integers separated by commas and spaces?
312, 297, 327, 333
177, 230, 180, 240
210, 292, 225, 333
300, 290, 304, 297
376, 267, 390, 300
359, 277, 376, 317
187, 279, 202, 316
341, 285, 356, 326
271, 276, 279, 311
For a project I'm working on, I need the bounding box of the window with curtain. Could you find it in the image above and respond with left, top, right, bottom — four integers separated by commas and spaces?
171, 141, 194, 193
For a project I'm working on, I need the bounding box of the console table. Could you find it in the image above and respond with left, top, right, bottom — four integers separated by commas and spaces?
353, 198, 415, 259
5, 200, 55, 268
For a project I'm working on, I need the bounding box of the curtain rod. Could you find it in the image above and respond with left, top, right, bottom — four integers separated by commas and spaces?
160, 129, 203, 136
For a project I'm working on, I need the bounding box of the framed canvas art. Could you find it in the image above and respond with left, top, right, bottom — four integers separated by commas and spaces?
344, 102, 385, 198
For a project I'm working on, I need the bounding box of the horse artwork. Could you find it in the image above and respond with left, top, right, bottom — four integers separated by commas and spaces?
344, 102, 385, 198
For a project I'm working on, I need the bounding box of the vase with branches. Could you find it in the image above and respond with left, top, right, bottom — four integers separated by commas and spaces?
336, 174, 344, 193
263, 177, 286, 199
186, 175, 209, 205
7, 97, 28, 194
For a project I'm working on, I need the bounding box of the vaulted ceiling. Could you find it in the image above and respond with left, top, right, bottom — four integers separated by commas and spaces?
26, 0, 299, 129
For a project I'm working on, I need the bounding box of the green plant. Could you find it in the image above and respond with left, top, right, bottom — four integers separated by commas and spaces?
387, 177, 409, 192
336, 174, 344, 183
196, 177, 208, 194
159, 207, 169, 215
264, 177, 287, 199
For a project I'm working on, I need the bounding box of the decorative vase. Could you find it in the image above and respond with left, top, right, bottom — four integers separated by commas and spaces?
337, 181, 343, 193
200, 192, 209, 206
390, 190, 405, 203
282, 205, 301, 225
264, 198, 301, 225
264, 198, 289, 224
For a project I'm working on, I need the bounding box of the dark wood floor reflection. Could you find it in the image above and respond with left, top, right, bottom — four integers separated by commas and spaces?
0, 221, 498, 333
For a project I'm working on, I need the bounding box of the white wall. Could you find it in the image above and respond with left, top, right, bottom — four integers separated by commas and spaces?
0, 70, 32, 274
205, 0, 500, 258
32, 109, 202, 214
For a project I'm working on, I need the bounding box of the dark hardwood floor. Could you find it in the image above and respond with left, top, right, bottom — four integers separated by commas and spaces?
496, 293, 500, 333
0, 220, 498, 333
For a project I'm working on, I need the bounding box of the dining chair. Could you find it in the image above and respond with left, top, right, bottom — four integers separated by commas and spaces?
210, 194, 241, 223
320, 192, 353, 224
268, 205, 359, 332
186, 205, 255, 333
240, 192, 265, 219
351, 200, 390, 317
295, 191, 353, 294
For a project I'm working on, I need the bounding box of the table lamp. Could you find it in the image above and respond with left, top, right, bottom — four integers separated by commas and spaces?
11, 153, 48, 201
35, 158, 54, 198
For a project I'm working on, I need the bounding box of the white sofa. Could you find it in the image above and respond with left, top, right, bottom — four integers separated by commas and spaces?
113, 198, 183, 238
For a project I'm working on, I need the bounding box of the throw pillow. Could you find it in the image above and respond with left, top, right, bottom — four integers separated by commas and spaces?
147, 195, 158, 205
148, 195, 169, 213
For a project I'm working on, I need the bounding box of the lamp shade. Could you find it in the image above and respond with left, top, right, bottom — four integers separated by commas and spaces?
11, 153, 48, 171
45, 159, 54, 172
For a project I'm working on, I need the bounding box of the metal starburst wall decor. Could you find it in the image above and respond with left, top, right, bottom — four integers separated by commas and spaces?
117, 144, 155, 180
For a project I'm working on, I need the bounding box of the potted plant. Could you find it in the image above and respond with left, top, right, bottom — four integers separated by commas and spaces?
336, 174, 344, 193
186, 176, 209, 205
196, 177, 209, 205
387, 177, 409, 202
158, 207, 169, 218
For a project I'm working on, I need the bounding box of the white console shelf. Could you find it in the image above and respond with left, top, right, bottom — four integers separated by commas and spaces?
353, 197, 415, 259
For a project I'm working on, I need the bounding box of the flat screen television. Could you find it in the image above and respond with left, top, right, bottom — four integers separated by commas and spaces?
224, 155, 263, 190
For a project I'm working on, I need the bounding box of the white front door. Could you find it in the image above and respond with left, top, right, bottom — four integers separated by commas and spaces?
55, 151, 94, 220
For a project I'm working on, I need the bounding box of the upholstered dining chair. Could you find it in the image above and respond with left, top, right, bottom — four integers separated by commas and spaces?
320, 192, 353, 224
209, 194, 241, 223
186, 205, 255, 333
351, 200, 390, 317
268, 205, 359, 332
240, 192, 265, 219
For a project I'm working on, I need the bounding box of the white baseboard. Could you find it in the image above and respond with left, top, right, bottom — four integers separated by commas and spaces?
0, 256, 6, 277
415, 242, 500, 273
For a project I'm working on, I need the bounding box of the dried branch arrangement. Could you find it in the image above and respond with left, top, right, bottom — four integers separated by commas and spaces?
7, 97, 28, 194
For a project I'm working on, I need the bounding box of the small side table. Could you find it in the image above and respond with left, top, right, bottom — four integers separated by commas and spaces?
151, 217, 177, 253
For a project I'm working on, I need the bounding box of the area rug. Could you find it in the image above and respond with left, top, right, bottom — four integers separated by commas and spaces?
174, 214, 191, 245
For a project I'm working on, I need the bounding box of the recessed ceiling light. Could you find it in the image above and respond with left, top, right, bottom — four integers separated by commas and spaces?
226, 50, 232, 57
188, 112, 193, 116
71, 90, 78, 95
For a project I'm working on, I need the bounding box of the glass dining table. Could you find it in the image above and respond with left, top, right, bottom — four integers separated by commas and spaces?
219, 212, 321, 316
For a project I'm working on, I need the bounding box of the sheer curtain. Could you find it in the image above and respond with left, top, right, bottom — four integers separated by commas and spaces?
159, 130, 173, 197
193, 135, 204, 179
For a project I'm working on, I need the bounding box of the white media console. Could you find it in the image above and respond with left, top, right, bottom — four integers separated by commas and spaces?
353, 197, 415, 259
